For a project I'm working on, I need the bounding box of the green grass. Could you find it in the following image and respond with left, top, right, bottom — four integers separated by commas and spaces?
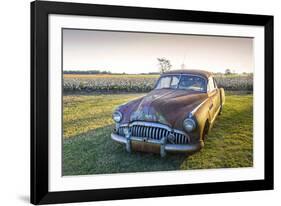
63, 93, 253, 175
63, 94, 144, 139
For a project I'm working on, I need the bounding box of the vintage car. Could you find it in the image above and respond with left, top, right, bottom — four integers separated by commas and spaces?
111, 70, 225, 157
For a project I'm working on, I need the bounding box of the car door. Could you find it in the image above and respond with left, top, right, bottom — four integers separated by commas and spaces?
207, 77, 220, 122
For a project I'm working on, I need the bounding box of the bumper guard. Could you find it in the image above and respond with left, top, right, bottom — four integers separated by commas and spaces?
111, 133, 202, 157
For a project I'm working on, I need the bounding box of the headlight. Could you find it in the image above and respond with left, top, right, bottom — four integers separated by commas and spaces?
183, 118, 196, 132
112, 111, 122, 123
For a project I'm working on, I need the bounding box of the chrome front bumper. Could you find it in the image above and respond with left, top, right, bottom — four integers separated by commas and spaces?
111, 133, 203, 157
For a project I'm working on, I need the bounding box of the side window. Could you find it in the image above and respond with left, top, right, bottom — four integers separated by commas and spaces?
208, 77, 215, 92
213, 78, 218, 89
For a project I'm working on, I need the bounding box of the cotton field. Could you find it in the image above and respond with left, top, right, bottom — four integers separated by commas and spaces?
63, 74, 253, 93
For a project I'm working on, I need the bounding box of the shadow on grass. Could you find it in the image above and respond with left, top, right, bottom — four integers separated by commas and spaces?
63, 124, 187, 176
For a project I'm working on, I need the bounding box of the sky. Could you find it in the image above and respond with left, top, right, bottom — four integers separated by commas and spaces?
63, 29, 254, 74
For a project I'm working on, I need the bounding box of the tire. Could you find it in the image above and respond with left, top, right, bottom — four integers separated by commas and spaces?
219, 88, 225, 115
219, 104, 223, 115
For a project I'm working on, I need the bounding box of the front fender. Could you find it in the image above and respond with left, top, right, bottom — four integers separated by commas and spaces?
173, 98, 211, 143
193, 98, 212, 141
220, 88, 225, 106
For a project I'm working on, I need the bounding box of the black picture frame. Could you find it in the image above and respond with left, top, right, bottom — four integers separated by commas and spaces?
31, 0, 274, 204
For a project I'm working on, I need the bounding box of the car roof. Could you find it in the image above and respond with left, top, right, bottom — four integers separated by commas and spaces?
162, 69, 212, 78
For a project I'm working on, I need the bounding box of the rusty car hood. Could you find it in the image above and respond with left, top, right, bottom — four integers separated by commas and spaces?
118, 89, 208, 128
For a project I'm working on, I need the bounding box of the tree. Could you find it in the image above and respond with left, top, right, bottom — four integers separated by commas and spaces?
225, 69, 231, 75
157, 58, 172, 73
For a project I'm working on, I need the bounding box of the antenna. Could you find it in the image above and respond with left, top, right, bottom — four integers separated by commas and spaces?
181, 53, 186, 70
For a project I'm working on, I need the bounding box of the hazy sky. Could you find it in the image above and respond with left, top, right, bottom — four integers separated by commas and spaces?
63, 29, 254, 74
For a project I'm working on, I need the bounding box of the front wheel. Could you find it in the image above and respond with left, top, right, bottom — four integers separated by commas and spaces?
219, 104, 223, 115
219, 88, 225, 115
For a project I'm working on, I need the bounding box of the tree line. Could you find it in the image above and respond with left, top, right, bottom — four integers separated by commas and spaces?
63, 70, 112, 74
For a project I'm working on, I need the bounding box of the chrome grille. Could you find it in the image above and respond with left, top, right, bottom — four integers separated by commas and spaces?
117, 125, 189, 144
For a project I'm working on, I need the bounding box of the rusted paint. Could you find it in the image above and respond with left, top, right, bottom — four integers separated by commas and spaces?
113, 70, 225, 153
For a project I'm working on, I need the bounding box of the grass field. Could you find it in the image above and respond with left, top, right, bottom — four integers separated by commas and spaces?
63, 92, 253, 176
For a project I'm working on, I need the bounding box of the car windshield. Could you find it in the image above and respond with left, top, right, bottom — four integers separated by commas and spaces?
155, 75, 206, 92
